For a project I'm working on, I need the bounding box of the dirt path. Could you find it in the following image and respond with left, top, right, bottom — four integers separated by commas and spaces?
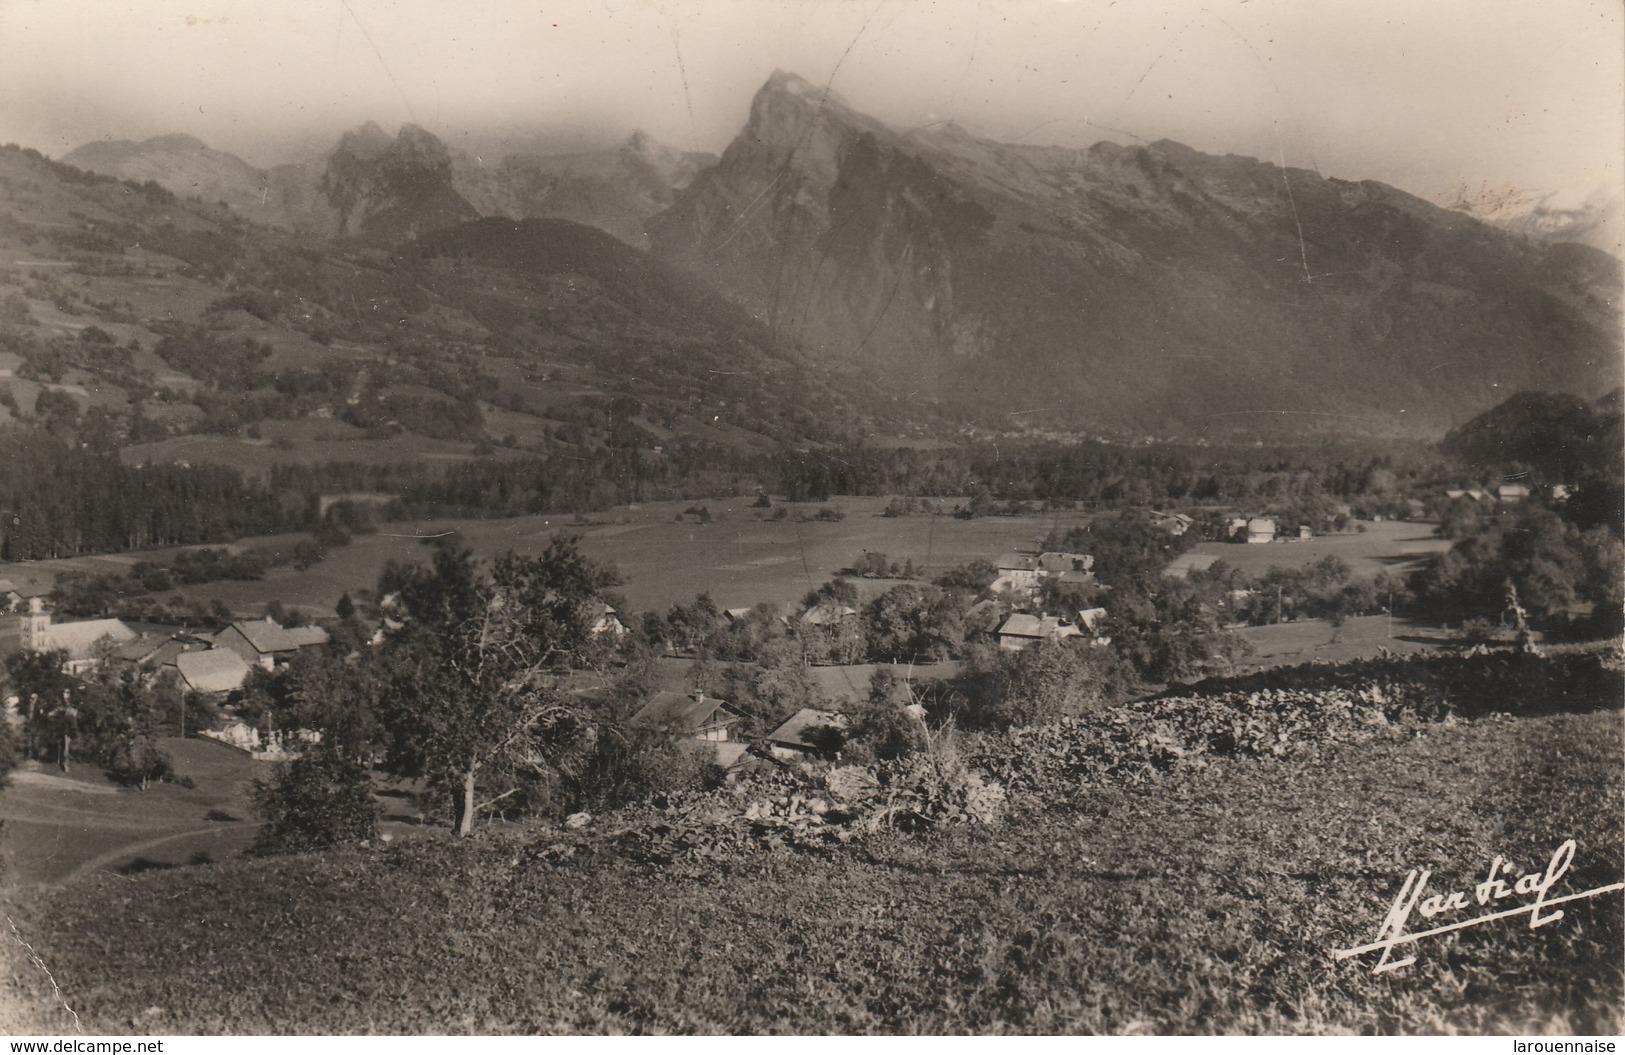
60, 822, 263, 886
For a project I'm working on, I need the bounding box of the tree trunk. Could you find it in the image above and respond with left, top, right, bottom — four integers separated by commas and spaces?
59, 733, 71, 774
455, 765, 477, 837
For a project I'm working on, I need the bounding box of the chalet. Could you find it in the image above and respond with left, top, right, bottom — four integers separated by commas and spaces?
995, 612, 1083, 651
765, 707, 848, 759
990, 553, 1040, 594
174, 648, 252, 695
631, 690, 744, 742
17, 599, 137, 673
1076, 607, 1111, 646
210, 616, 329, 671
1245, 517, 1277, 544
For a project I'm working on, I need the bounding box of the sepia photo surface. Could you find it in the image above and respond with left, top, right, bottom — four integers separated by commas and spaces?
0, 0, 1620, 1037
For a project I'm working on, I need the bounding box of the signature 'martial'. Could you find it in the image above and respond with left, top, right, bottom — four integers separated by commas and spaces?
1334, 839, 1625, 974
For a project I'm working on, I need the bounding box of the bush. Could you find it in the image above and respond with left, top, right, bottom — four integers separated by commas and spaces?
250, 745, 379, 856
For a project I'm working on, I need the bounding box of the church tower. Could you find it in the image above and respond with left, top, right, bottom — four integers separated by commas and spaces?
20, 596, 49, 651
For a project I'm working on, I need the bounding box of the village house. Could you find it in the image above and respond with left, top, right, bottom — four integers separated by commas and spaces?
174, 648, 253, 695
1035, 551, 1096, 583
1244, 517, 1277, 544
0, 579, 49, 614
631, 690, 744, 743
1075, 607, 1111, 645
589, 602, 628, 636
995, 612, 1084, 651
990, 553, 1041, 595
209, 615, 330, 671
1496, 482, 1531, 504
111, 631, 215, 680
799, 602, 858, 627
17, 598, 137, 673
765, 707, 848, 759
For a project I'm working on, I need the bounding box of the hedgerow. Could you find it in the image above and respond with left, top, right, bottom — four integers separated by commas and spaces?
968, 647, 1621, 801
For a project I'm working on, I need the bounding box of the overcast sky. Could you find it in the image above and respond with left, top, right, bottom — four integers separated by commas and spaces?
0, 0, 1619, 209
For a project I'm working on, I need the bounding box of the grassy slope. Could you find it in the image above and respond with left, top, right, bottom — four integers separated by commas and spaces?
3, 708, 1618, 1035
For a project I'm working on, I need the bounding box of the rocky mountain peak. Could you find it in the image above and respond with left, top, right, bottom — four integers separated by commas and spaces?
320, 121, 475, 241
646, 69, 1623, 438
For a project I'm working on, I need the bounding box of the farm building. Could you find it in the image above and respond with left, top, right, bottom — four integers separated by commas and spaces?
766, 708, 848, 759
995, 613, 1083, 651
632, 690, 743, 743
210, 616, 330, 671
174, 648, 253, 695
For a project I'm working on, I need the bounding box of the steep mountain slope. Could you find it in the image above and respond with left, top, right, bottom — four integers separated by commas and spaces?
0, 143, 866, 476
649, 71, 1623, 439
62, 134, 331, 232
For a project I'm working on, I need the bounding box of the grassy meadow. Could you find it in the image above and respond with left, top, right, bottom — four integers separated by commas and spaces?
1167, 520, 1452, 579
2, 697, 1617, 1034
0, 496, 1093, 618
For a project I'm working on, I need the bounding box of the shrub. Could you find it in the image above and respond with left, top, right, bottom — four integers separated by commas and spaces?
249, 744, 379, 856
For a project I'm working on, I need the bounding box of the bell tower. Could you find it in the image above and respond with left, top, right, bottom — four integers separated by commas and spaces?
20, 596, 49, 651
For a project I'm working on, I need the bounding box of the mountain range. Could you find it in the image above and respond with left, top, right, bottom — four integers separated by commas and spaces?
649, 71, 1622, 438
43, 70, 1625, 442
63, 126, 714, 250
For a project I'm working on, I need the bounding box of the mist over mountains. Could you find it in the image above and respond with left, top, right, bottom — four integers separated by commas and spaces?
48, 70, 1625, 441
650, 71, 1621, 438
63, 125, 714, 250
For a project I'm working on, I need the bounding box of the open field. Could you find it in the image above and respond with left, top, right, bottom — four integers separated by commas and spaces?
1231, 614, 1457, 673
67, 496, 1091, 617
5, 703, 1617, 1034
0, 737, 267, 886
1167, 519, 1452, 578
